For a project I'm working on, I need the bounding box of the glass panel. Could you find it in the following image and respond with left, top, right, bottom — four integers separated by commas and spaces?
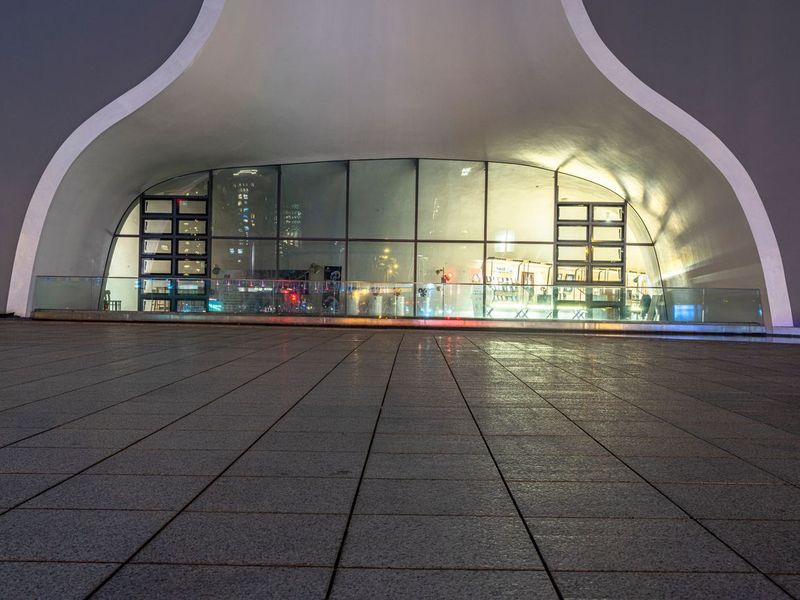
278, 240, 345, 281
557, 245, 588, 262
178, 240, 206, 255
117, 202, 140, 234
144, 199, 172, 214
418, 160, 485, 240
558, 173, 624, 203
627, 205, 654, 243
143, 219, 172, 235
557, 225, 587, 241
592, 246, 623, 263
211, 239, 277, 279
626, 245, 661, 288
107, 237, 139, 277
592, 226, 623, 242
177, 260, 206, 276
177, 199, 206, 215
141, 259, 172, 275
592, 287, 623, 302
348, 242, 414, 282
558, 205, 588, 221
176, 300, 206, 313
281, 162, 347, 238
557, 266, 586, 282
593, 205, 624, 222
179, 220, 206, 235
142, 299, 171, 312
142, 239, 172, 255
487, 163, 553, 242
177, 279, 207, 295
142, 279, 171, 294
145, 172, 208, 196
416, 242, 483, 283
486, 243, 553, 286
593, 266, 622, 283
212, 166, 279, 237
349, 160, 415, 239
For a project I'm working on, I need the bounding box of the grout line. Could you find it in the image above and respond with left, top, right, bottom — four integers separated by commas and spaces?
433, 335, 566, 600
324, 333, 404, 599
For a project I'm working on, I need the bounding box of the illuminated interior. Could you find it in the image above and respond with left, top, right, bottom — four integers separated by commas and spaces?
106, 159, 663, 320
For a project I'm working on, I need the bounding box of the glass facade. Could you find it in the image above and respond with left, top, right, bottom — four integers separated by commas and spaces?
106, 159, 662, 319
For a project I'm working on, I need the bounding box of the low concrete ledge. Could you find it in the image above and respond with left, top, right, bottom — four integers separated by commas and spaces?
30, 309, 767, 335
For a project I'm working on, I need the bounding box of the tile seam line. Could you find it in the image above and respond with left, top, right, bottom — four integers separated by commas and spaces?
0, 332, 305, 451
463, 335, 793, 599
323, 333, 404, 599
83, 331, 375, 599
0, 331, 331, 516
433, 335, 565, 600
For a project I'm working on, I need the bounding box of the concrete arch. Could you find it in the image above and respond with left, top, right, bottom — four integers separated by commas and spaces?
6, 0, 225, 316
6, 0, 788, 326
561, 0, 792, 326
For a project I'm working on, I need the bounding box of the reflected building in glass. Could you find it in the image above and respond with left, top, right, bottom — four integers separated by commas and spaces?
106, 159, 663, 320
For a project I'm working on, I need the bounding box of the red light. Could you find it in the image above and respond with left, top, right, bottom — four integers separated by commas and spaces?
289, 292, 299, 303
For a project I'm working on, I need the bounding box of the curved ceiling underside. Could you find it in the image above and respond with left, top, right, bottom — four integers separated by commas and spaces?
25, 0, 777, 321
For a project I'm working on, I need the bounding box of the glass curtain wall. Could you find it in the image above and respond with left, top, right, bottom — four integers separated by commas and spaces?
105, 160, 662, 319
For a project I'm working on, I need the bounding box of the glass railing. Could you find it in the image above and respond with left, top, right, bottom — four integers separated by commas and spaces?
31, 276, 764, 325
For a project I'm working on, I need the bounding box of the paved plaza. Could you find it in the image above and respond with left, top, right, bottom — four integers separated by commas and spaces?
0, 321, 799, 599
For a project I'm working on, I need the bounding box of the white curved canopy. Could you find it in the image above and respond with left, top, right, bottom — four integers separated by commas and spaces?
9, 0, 791, 325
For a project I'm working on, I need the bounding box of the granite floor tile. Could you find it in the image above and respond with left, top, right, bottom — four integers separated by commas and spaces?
12, 428, 151, 449
23, 474, 210, 510
0, 561, 118, 600
340, 514, 542, 570
134, 512, 347, 566
253, 431, 372, 452
364, 453, 498, 480
355, 478, 516, 516
624, 456, 783, 484
553, 572, 787, 600
0, 509, 171, 562
371, 433, 486, 454
496, 454, 640, 482
527, 517, 751, 572
330, 569, 557, 600
94, 565, 330, 600
189, 476, 358, 514
0, 447, 111, 473
0, 473, 67, 506
702, 519, 800, 573
86, 448, 239, 475
658, 483, 800, 519
135, 430, 261, 450
485, 434, 609, 455
510, 481, 683, 518
228, 450, 364, 478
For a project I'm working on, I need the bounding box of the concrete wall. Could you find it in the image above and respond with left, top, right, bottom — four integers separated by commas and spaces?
0, 0, 202, 311
585, 0, 800, 324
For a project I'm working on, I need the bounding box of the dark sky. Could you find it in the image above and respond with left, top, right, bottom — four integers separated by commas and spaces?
0, 0, 202, 309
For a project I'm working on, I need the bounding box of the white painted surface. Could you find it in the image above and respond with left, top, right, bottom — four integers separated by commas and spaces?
561, 0, 792, 325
